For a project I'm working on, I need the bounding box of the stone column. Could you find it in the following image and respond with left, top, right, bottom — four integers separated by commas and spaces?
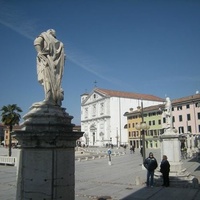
158, 128, 195, 187
13, 103, 83, 200
160, 131, 182, 174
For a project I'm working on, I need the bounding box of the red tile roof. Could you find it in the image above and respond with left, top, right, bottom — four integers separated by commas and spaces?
172, 93, 200, 104
95, 88, 164, 102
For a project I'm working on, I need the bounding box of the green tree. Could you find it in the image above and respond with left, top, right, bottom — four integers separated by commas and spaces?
0, 104, 22, 156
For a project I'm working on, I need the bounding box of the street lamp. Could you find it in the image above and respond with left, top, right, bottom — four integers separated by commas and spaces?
135, 101, 150, 163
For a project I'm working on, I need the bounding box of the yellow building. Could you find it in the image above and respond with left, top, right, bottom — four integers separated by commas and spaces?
124, 104, 165, 149
124, 107, 142, 149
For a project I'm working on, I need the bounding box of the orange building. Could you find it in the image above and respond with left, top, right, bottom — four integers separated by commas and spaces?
3, 125, 21, 147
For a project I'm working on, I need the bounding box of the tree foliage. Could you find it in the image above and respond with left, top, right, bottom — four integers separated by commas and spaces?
0, 104, 22, 156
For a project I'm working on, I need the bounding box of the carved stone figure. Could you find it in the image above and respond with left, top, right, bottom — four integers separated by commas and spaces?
164, 97, 172, 129
34, 29, 65, 106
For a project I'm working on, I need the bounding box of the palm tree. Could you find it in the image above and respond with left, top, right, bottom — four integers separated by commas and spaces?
0, 104, 22, 156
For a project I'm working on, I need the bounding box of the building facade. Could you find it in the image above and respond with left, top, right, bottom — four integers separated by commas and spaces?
125, 93, 200, 150
80, 88, 164, 147
170, 94, 200, 135
124, 104, 164, 149
3, 125, 21, 147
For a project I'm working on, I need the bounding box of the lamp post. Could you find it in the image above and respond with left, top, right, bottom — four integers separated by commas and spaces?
135, 101, 150, 163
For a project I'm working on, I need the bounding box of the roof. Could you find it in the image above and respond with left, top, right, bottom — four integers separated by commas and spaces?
172, 93, 200, 105
124, 93, 200, 116
124, 104, 165, 116
94, 88, 164, 102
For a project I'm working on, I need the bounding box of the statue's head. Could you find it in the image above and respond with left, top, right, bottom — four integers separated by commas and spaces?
47, 29, 56, 38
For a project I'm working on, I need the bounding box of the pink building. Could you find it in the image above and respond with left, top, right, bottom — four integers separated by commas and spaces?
171, 93, 200, 135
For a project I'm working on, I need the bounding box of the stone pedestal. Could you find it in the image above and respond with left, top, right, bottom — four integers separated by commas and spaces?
160, 129, 183, 174
13, 103, 83, 200
156, 129, 194, 186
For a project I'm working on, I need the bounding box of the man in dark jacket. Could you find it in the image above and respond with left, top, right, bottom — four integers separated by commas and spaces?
143, 152, 158, 187
160, 155, 170, 187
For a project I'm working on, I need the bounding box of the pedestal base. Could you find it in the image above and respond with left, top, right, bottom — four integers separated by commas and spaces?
13, 103, 83, 200
158, 131, 195, 187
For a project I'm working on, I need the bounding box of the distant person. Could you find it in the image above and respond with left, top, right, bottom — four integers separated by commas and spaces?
140, 146, 143, 157
123, 144, 127, 152
130, 145, 133, 154
132, 145, 135, 153
160, 155, 170, 187
143, 152, 158, 187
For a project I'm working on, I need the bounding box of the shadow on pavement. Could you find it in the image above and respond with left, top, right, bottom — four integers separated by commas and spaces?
121, 185, 200, 200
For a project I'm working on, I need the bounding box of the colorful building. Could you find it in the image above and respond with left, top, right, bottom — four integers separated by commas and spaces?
124, 93, 200, 150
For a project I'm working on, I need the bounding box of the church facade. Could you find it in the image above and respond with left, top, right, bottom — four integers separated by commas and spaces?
80, 88, 164, 147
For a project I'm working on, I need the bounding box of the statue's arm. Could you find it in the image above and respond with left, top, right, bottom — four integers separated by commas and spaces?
34, 36, 44, 54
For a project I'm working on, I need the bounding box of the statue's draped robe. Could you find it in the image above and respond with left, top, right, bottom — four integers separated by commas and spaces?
35, 32, 65, 106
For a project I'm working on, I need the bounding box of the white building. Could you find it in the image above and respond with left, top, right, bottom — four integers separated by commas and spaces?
80, 88, 164, 147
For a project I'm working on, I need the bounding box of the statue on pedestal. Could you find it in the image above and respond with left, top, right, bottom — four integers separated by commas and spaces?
164, 97, 173, 130
34, 29, 65, 106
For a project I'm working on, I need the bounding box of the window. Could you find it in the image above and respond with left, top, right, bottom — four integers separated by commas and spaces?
172, 116, 175, 123
153, 120, 155, 125
163, 118, 166, 123
158, 119, 161, 125
85, 108, 88, 118
177, 106, 182, 111
149, 121, 151, 126
179, 115, 183, 122
132, 123, 134, 128
198, 113, 200, 120
93, 104, 96, 116
179, 126, 184, 133
187, 126, 192, 133
196, 102, 200, 107
187, 114, 191, 121
186, 104, 190, 109
100, 103, 104, 115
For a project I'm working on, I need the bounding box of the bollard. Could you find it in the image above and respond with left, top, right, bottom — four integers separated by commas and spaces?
108, 149, 112, 165
135, 176, 141, 185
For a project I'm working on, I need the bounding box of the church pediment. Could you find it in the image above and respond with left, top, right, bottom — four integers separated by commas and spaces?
82, 90, 106, 105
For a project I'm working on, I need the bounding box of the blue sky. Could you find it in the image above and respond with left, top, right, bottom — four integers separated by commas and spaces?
0, 0, 200, 125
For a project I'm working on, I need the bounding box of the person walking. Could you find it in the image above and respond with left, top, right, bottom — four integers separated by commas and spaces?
130, 145, 133, 154
140, 146, 143, 157
160, 155, 170, 187
143, 152, 158, 187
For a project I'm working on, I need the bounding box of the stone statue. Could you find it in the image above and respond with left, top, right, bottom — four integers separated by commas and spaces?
34, 29, 65, 106
164, 97, 173, 129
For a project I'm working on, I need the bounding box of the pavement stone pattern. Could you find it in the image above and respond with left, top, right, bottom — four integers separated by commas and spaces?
0, 146, 200, 200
